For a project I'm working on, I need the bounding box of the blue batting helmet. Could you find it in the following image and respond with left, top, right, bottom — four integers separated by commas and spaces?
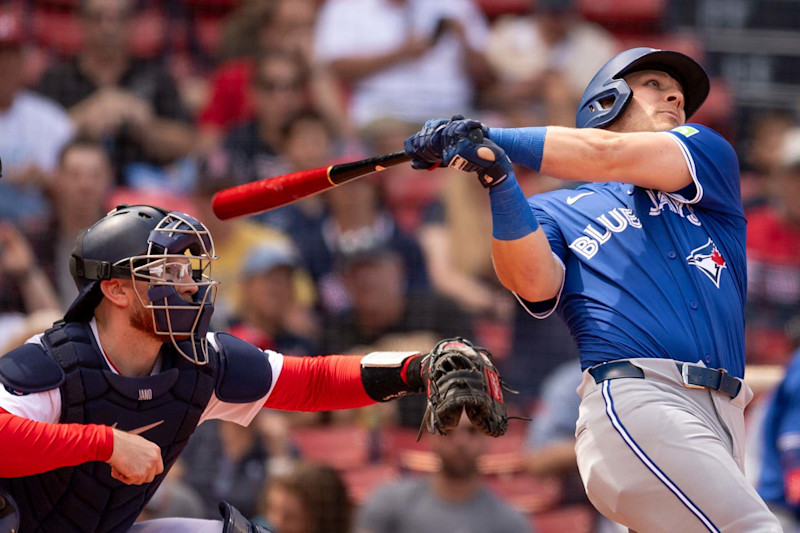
576, 47, 710, 129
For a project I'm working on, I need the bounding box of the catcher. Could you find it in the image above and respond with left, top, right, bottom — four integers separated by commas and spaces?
0, 204, 510, 533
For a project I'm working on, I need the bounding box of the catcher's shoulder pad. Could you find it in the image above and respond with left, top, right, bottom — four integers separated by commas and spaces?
213, 332, 273, 403
0, 342, 65, 394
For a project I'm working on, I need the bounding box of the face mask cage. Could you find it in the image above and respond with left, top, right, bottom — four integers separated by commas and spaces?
126, 211, 219, 365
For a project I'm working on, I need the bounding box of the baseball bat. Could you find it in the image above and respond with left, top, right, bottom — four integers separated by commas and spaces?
212, 151, 411, 220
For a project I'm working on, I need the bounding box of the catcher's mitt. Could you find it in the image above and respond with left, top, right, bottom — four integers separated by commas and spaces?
417, 337, 518, 440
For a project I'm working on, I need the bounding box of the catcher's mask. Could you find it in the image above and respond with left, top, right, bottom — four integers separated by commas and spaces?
0, 489, 19, 533
576, 47, 709, 129
65, 204, 218, 365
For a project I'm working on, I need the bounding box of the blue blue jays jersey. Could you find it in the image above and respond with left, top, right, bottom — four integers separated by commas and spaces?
517, 124, 747, 377
758, 347, 800, 516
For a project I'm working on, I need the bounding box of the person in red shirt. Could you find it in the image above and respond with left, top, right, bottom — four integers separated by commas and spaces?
0, 205, 445, 533
745, 128, 800, 365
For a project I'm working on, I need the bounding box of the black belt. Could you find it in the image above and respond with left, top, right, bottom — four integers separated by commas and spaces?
588, 360, 742, 398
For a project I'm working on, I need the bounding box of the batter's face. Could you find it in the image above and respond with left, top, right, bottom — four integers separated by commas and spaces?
609, 70, 686, 133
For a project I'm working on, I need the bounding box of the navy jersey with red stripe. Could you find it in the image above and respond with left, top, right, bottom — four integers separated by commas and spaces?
515, 124, 747, 377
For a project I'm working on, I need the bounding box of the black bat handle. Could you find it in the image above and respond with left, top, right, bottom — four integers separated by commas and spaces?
328, 151, 411, 185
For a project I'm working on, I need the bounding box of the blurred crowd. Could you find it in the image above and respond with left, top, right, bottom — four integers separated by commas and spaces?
0, 0, 798, 531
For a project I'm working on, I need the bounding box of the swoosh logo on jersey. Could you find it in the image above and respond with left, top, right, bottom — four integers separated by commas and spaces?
111, 420, 165, 436
566, 192, 594, 205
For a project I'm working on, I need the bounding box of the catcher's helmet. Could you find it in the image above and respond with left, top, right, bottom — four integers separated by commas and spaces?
576, 47, 709, 129
65, 204, 218, 365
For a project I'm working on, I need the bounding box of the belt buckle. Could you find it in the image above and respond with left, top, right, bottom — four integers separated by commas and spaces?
680, 363, 706, 390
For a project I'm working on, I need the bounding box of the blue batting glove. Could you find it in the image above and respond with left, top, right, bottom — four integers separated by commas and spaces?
404, 115, 486, 170
443, 129, 513, 188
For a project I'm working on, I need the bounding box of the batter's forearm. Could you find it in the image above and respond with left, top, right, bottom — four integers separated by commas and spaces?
0, 409, 113, 477
490, 126, 691, 191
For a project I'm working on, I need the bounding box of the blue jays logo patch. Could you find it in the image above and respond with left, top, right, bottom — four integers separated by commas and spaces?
686, 238, 727, 288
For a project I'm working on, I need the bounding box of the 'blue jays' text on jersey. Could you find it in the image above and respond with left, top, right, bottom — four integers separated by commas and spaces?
758, 347, 800, 516
517, 124, 747, 377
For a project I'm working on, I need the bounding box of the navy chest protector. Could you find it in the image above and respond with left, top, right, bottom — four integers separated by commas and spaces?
0, 322, 272, 533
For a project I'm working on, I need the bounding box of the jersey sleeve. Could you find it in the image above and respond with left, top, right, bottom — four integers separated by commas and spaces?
0, 386, 61, 423
0, 407, 114, 477
264, 355, 375, 412
664, 124, 743, 218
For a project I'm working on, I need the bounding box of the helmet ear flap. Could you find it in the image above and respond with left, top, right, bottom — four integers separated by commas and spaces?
576, 78, 632, 129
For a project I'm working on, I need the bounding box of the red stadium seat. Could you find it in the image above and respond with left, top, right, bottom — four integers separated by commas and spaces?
533, 503, 596, 533
691, 77, 735, 139
615, 33, 705, 63
32, 6, 82, 56
342, 464, 399, 504
291, 424, 370, 469
32, 5, 167, 58
181, 0, 241, 10
579, 0, 666, 34
192, 11, 225, 58
107, 188, 195, 217
33, 0, 79, 7
475, 0, 530, 20
128, 8, 167, 58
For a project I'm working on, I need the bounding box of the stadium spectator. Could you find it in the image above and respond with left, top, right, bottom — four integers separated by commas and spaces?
199, 0, 340, 150
323, 241, 473, 426
484, 0, 618, 126
188, 148, 315, 328
419, 173, 514, 319
136, 460, 206, 520
741, 111, 796, 210
0, 11, 74, 221
227, 243, 318, 356
253, 109, 337, 235
255, 461, 352, 533
0, 222, 60, 316
294, 177, 428, 315
357, 412, 531, 533
0, 137, 111, 324
47, 137, 114, 308
756, 329, 800, 531
745, 128, 800, 365
223, 50, 308, 183
313, 0, 492, 129
36, 0, 194, 185
324, 242, 472, 354
180, 419, 271, 519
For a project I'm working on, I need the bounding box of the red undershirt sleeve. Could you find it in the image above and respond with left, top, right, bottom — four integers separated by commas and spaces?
263, 355, 375, 411
0, 407, 114, 477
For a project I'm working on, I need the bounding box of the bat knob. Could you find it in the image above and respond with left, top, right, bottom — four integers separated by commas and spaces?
467, 128, 484, 143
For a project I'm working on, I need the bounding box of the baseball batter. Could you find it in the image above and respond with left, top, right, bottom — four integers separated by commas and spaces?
0, 205, 447, 532
405, 48, 782, 531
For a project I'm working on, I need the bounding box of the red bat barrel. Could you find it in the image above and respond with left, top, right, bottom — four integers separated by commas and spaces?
212, 151, 410, 220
